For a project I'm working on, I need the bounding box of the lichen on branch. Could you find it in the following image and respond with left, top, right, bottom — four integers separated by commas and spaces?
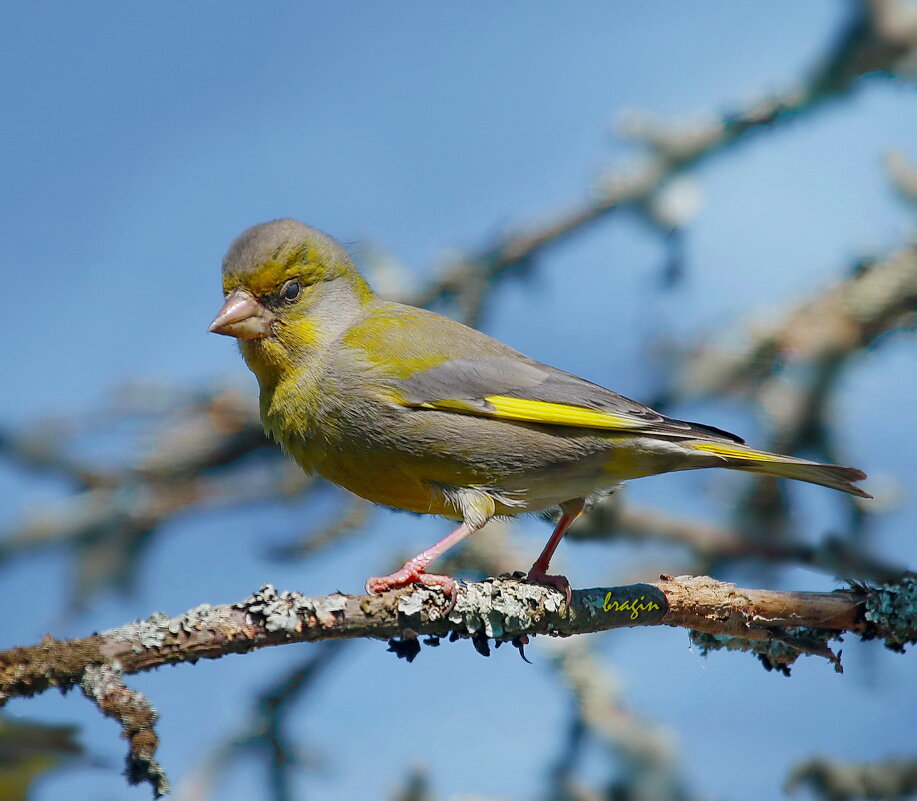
0, 575, 915, 795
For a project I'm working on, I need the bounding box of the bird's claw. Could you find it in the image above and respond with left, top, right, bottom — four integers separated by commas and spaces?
525, 568, 572, 608
366, 567, 458, 612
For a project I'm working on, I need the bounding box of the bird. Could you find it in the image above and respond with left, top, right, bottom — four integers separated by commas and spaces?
209, 219, 871, 600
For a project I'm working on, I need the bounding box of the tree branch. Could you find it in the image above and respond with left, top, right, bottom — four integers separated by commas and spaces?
2, 575, 914, 795
786, 755, 917, 801
402, 0, 917, 318
0, 576, 909, 699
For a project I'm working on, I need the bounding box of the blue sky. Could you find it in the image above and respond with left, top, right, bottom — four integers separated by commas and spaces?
2, 3, 916, 800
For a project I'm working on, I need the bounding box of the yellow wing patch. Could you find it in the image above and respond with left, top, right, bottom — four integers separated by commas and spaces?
417, 395, 651, 431
690, 442, 777, 461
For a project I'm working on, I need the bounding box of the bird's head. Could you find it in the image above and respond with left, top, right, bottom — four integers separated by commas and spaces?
210, 219, 375, 382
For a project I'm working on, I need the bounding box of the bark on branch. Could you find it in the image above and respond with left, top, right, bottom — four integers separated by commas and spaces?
1, 575, 915, 795
3, 575, 914, 700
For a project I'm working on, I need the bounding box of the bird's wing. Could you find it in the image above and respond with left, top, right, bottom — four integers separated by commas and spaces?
394, 355, 744, 443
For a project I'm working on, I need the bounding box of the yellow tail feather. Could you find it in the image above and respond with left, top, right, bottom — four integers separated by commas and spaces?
690, 442, 871, 499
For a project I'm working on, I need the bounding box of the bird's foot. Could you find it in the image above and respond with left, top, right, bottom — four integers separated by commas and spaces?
525, 567, 572, 608
366, 565, 457, 604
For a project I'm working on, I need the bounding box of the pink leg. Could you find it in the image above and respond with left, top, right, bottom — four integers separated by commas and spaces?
526, 498, 585, 606
366, 521, 478, 597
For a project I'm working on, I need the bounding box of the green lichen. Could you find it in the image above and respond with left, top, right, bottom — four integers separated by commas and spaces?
246, 584, 314, 634
864, 577, 917, 650
242, 584, 348, 635
396, 588, 433, 618
80, 664, 170, 797
449, 580, 558, 638
103, 605, 231, 652
689, 627, 843, 675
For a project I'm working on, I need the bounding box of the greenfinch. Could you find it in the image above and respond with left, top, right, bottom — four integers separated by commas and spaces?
210, 219, 870, 598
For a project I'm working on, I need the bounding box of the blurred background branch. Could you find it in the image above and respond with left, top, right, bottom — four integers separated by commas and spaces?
2, 1, 916, 800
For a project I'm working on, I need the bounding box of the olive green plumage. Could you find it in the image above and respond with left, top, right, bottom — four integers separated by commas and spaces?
210, 219, 870, 593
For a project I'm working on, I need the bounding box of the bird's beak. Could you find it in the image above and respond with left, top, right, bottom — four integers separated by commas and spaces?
209, 289, 275, 340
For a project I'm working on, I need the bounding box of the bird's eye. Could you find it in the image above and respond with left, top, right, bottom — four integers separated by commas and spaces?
281, 280, 302, 302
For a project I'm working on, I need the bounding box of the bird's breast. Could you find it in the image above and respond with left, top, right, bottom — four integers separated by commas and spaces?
318, 448, 458, 516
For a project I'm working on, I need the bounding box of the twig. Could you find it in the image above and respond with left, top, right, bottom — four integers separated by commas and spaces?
666, 245, 917, 404
542, 638, 694, 801
79, 664, 169, 796
174, 642, 344, 801
401, 0, 917, 318
786, 756, 917, 801
571, 498, 909, 582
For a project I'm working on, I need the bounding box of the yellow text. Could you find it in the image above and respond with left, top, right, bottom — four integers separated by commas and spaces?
603, 592, 661, 620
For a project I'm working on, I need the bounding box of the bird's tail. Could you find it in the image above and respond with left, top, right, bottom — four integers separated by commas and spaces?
688, 441, 872, 499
